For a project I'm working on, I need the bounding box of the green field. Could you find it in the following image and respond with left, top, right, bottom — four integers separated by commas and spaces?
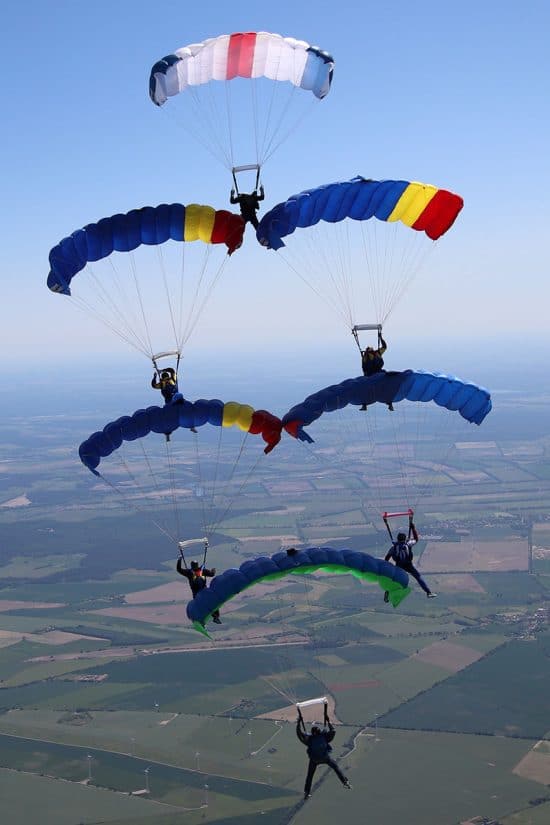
1, 389, 550, 822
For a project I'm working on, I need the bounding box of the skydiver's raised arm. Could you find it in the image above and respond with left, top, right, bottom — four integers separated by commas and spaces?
176, 558, 191, 579
296, 718, 308, 745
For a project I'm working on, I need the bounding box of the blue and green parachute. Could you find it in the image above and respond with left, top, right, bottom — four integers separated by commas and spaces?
187, 546, 410, 632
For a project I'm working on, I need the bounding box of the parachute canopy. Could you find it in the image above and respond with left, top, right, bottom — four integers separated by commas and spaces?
187, 546, 410, 630
149, 32, 334, 106
47, 204, 244, 362
148, 33, 334, 178
257, 176, 464, 250
283, 371, 492, 443
79, 399, 283, 476
254, 176, 464, 329
48, 203, 244, 296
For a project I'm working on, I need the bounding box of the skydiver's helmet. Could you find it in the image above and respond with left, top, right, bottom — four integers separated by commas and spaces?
190, 561, 200, 571
311, 725, 321, 735
397, 532, 407, 542
161, 370, 172, 381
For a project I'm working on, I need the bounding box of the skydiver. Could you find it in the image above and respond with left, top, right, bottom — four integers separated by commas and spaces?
296, 713, 351, 799
176, 559, 222, 623
360, 330, 394, 412
230, 186, 265, 229
384, 521, 436, 599
151, 367, 184, 405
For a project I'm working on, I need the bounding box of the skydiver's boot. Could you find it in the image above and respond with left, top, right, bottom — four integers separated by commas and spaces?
343, 780, 352, 790
383, 591, 390, 603
427, 592, 437, 598
359, 404, 367, 412
387, 403, 394, 412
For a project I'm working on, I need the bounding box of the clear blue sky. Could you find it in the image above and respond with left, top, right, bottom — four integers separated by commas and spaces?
2, 0, 549, 379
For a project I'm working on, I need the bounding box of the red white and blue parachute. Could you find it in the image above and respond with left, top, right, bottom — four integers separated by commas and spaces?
148, 32, 334, 177
150, 32, 334, 105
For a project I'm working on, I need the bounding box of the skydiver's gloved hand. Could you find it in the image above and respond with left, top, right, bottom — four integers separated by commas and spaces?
210, 567, 216, 575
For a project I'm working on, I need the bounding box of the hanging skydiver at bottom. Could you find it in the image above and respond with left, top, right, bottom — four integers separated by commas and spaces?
296, 703, 351, 799
177, 557, 222, 624
383, 512, 436, 600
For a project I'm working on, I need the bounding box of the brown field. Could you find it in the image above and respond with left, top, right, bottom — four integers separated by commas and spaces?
0, 629, 104, 648
35, 630, 105, 645
0, 494, 31, 508
413, 640, 484, 672
316, 654, 348, 666
91, 604, 187, 624
329, 679, 382, 691
513, 743, 550, 784
421, 539, 528, 572
238, 534, 300, 544
428, 574, 486, 593
0, 600, 65, 612
455, 441, 500, 454
124, 582, 184, 604
446, 470, 490, 482
263, 481, 313, 494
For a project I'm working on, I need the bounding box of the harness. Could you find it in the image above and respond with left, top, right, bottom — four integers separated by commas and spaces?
392, 542, 412, 565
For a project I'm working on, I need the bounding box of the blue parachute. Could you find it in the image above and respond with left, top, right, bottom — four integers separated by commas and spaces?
282, 371, 492, 443
187, 546, 410, 631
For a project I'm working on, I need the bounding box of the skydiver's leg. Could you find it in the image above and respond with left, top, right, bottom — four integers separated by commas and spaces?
212, 609, 222, 624
324, 757, 349, 785
304, 760, 317, 796
403, 563, 431, 595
